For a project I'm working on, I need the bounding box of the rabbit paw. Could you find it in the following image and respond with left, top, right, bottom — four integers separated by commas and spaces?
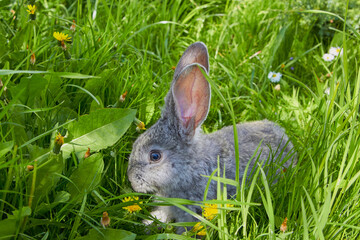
143, 208, 170, 225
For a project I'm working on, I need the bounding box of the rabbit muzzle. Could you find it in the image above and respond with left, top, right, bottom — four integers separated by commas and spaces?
127, 166, 157, 194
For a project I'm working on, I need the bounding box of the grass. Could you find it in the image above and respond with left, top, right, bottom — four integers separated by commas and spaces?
1, 0, 360, 239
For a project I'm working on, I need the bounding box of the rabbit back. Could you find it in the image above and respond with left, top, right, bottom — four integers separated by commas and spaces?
204, 119, 295, 196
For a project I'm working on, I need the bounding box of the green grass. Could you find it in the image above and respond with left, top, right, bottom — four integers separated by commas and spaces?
1, 0, 360, 239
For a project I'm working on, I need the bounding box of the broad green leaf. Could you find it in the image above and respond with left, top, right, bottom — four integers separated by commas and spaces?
62, 108, 136, 158
9, 75, 48, 106
27, 144, 49, 162
90, 96, 104, 113
143, 234, 194, 240
28, 152, 64, 205
8, 206, 32, 220
50, 71, 100, 79
0, 141, 13, 160
67, 153, 104, 203
82, 69, 115, 97
0, 70, 48, 75
74, 228, 136, 240
37, 191, 71, 214
0, 219, 17, 240
54, 191, 71, 203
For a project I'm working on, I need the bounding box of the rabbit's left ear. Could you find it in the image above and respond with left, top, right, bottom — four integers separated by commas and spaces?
171, 42, 210, 136
174, 42, 209, 79
172, 63, 210, 136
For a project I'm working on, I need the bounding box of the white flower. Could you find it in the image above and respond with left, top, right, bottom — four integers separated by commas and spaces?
268, 72, 282, 83
322, 53, 335, 62
324, 87, 330, 96
329, 47, 343, 56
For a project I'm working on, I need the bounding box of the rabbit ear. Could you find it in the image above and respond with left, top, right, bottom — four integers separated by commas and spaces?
161, 42, 210, 138
172, 63, 210, 136
174, 42, 209, 80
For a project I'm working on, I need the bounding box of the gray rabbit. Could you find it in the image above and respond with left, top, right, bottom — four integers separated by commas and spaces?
127, 42, 295, 227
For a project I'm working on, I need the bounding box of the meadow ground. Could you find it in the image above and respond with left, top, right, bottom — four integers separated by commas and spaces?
1, 0, 360, 239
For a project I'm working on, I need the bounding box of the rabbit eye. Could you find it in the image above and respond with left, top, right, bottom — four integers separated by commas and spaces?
149, 150, 162, 163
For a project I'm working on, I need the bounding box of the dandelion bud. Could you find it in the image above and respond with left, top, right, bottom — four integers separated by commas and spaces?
26, 165, 34, 171
165, 224, 174, 233
101, 212, 110, 227
70, 20, 76, 32
119, 91, 128, 102
61, 41, 67, 51
249, 50, 261, 59
84, 148, 91, 159
53, 132, 64, 154
280, 217, 288, 233
274, 84, 281, 91
30, 53, 36, 65
0, 79, 6, 93
10, 9, 16, 20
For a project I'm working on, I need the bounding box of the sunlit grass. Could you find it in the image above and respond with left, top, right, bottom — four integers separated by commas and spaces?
0, 0, 360, 239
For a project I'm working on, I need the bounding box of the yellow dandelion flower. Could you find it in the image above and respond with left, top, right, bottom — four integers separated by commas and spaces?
192, 222, 206, 236
122, 196, 142, 213
201, 203, 234, 220
202, 203, 218, 220
55, 132, 64, 146
53, 32, 72, 42
136, 121, 146, 132
26, 5, 36, 15
53, 132, 64, 154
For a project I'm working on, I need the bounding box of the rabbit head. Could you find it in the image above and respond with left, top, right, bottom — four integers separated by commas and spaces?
127, 42, 212, 197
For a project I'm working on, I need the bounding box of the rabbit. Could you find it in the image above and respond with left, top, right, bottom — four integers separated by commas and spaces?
127, 42, 295, 229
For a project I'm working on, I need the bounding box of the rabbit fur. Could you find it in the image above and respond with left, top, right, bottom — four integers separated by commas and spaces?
127, 42, 295, 226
